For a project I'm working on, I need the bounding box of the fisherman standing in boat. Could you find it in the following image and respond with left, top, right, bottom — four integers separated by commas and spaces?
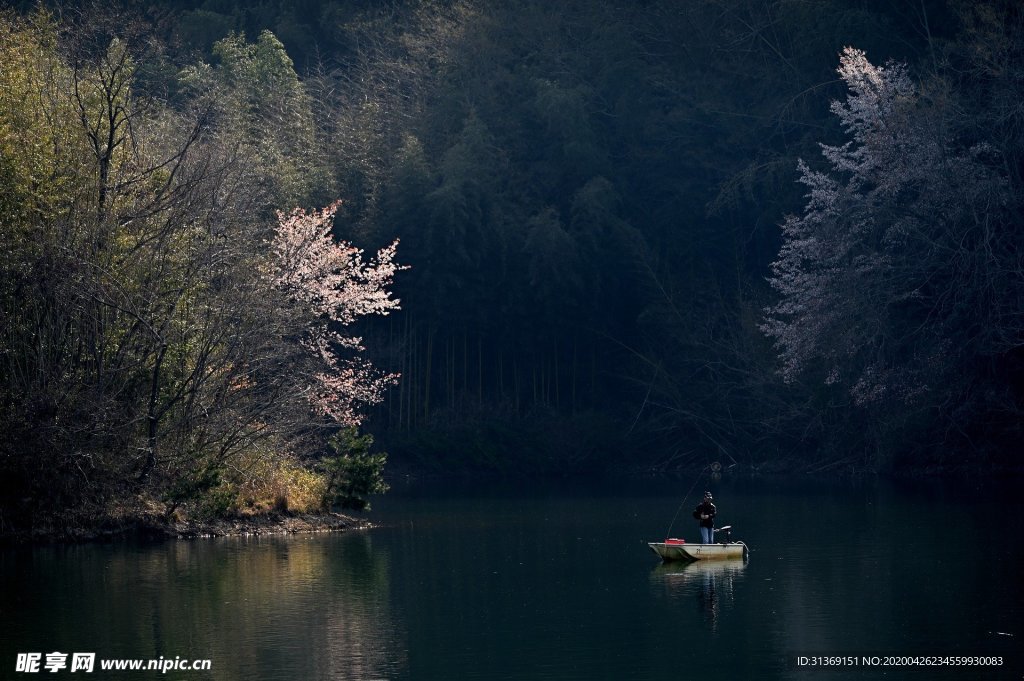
693, 492, 717, 544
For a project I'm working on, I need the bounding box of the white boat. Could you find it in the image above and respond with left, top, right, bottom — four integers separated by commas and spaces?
648, 540, 748, 562
648, 527, 748, 562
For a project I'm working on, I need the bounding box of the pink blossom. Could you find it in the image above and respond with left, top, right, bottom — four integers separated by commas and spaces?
271, 201, 406, 424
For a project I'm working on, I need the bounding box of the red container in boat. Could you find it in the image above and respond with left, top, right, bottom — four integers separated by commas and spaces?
664, 538, 685, 545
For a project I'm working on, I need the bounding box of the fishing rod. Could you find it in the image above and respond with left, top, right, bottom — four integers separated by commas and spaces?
663, 461, 720, 538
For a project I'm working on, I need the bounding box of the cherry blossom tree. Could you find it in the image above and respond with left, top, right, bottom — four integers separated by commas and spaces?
271, 201, 405, 425
763, 46, 1021, 457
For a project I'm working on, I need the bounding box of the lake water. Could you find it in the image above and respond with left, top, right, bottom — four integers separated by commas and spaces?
2, 476, 1022, 680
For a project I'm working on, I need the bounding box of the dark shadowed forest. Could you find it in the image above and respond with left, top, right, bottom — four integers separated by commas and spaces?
2, 0, 1022, 534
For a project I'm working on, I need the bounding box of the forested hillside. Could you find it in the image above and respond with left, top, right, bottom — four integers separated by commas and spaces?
2, 0, 1022, 532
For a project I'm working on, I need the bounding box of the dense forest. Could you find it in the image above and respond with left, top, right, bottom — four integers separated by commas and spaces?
2, 0, 1022, 533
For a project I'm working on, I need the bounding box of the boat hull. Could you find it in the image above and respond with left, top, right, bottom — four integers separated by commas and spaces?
648, 542, 748, 562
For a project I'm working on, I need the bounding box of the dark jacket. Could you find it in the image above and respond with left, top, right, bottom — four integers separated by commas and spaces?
693, 500, 716, 528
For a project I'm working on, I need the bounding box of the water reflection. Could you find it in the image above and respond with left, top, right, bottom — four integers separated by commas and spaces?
6, 479, 1022, 681
0, 532, 406, 681
650, 561, 747, 632
319, 533, 406, 681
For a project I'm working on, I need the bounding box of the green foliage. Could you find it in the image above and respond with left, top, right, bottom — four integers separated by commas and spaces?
323, 429, 389, 511
165, 467, 231, 520
0, 10, 398, 535
181, 29, 330, 208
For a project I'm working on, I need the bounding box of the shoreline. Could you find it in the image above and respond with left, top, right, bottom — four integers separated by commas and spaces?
0, 510, 368, 546
7, 463, 1021, 545
164, 510, 369, 540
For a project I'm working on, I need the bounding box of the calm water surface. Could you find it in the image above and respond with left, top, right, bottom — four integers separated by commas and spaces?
2, 477, 1022, 680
